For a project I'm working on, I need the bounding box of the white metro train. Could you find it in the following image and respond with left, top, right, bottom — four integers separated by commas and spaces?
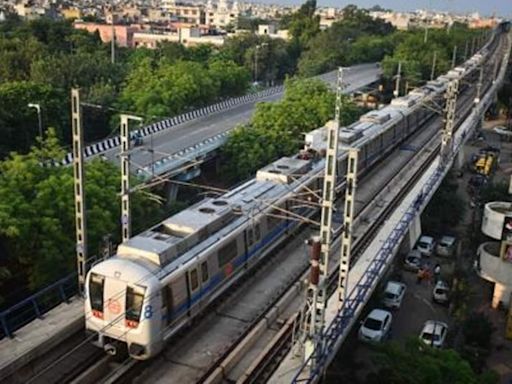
84, 32, 499, 359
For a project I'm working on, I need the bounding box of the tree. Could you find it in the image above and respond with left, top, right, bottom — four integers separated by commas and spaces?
421, 174, 466, 236
0, 129, 161, 293
364, 339, 498, 384
0, 81, 65, 157
220, 78, 361, 180
297, 6, 395, 76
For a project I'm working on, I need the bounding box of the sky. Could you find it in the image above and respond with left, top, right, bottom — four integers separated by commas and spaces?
254, 0, 512, 18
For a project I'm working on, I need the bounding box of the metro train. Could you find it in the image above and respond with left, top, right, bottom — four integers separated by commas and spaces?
84, 29, 502, 359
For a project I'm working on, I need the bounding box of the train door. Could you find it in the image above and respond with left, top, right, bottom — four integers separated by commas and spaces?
161, 285, 173, 327
199, 261, 210, 308
103, 277, 127, 338
186, 266, 201, 317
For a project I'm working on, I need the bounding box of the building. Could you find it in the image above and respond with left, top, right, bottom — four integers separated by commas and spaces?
477, 202, 512, 308
162, 0, 205, 25
74, 22, 140, 47
205, 0, 240, 30
133, 26, 224, 48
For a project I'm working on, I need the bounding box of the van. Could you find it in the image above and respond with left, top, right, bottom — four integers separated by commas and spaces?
436, 236, 456, 257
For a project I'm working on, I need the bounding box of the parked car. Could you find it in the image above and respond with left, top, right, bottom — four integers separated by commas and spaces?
416, 235, 435, 257
432, 281, 450, 305
419, 320, 448, 348
436, 236, 457, 257
382, 281, 407, 309
358, 309, 393, 343
403, 249, 423, 271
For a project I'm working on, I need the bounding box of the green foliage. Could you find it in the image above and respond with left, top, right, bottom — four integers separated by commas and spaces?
463, 312, 495, 350
365, 339, 497, 384
381, 26, 487, 87
421, 174, 466, 236
0, 81, 65, 157
0, 129, 161, 294
119, 58, 249, 119
297, 5, 395, 76
221, 78, 361, 180
288, 0, 320, 47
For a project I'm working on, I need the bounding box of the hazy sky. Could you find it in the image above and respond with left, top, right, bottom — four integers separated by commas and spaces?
254, 0, 512, 17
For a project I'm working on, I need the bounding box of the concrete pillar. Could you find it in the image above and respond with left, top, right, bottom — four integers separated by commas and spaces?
455, 149, 465, 171
406, 216, 422, 251
492, 282, 512, 309
166, 183, 179, 202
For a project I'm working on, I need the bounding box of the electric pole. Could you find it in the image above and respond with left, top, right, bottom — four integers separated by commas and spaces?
441, 80, 459, 166
394, 61, 402, 98
120, 114, 143, 242
71, 88, 88, 295
431, 51, 437, 81
300, 67, 344, 366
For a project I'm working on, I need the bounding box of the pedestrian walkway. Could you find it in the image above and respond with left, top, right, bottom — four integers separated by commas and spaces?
0, 299, 83, 382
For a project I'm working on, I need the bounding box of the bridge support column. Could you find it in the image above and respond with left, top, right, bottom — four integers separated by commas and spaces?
166, 182, 179, 202
407, 216, 422, 251
455, 149, 465, 172
492, 282, 512, 309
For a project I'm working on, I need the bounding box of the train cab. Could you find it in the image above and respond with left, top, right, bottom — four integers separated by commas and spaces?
85, 257, 162, 359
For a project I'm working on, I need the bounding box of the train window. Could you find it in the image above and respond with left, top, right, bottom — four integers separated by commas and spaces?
201, 262, 209, 282
218, 240, 238, 267
255, 224, 261, 240
126, 285, 146, 323
247, 229, 254, 245
189, 269, 199, 291
89, 273, 104, 313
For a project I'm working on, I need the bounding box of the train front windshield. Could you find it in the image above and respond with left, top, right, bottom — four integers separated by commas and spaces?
89, 273, 105, 318
125, 286, 146, 328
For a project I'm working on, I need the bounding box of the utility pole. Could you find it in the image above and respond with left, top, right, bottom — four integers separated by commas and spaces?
424, 24, 429, 44
111, 5, 115, 64
430, 51, 437, 81
71, 88, 88, 295
464, 40, 469, 61
301, 67, 344, 366
475, 65, 484, 104
441, 80, 459, 166
120, 114, 143, 242
337, 148, 358, 309
393, 61, 402, 98
451, 45, 457, 69
471, 37, 476, 55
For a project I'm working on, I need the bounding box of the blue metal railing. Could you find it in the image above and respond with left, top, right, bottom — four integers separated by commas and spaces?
0, 256, 100, 340
0, 274, 77, 339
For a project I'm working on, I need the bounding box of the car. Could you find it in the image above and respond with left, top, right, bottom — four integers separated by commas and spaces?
403, 249, 422, 271
419, 320, 448, 348
436, 236, 457, 257
382, 281, 407, 309
416, 235, 435, 257
432, 281, 450, 304
358, 309, 393, 343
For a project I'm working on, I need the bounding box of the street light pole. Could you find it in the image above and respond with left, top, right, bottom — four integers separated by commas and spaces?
28, 103, 43, 138
254, 43, 268, 85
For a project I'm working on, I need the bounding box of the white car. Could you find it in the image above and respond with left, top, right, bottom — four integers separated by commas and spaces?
436, 236, 456, 257
404, 249, 422, 271
419, 320, 448, 348
382, 281, 406, 309
358, 309, 393, 343
432, 281, 450, 304
416, 236, 435, 257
